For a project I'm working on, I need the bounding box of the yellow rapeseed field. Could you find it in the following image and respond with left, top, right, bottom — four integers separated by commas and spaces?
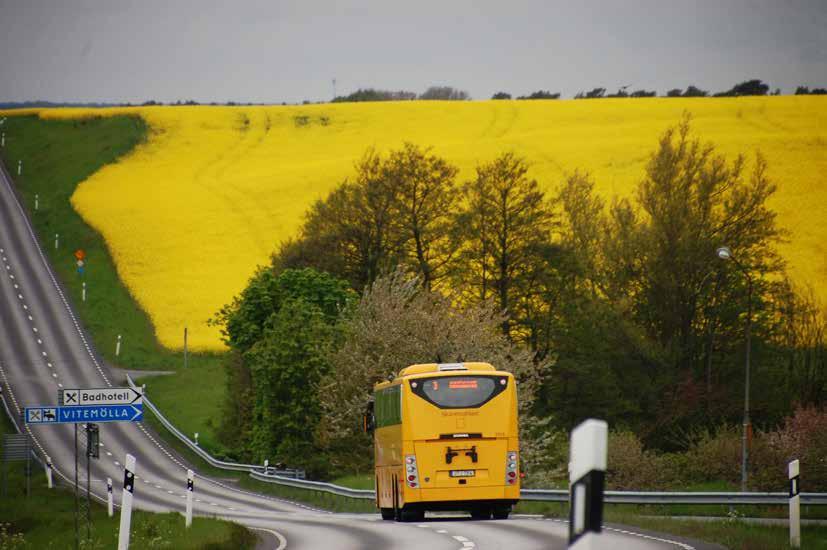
19, 97, 827, 350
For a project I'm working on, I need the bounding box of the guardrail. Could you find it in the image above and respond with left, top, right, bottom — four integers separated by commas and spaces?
125, 374, 304, 479
250, 472, 827, 506
127, 376, 827, 507
251, 471, 375, 500
520, 489, 827, 506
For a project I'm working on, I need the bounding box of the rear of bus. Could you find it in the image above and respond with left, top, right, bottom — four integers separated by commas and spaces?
374, 362, 520, 520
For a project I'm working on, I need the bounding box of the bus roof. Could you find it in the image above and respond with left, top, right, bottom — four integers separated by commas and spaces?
399, 362, 496, 377
373, 362, 514, 391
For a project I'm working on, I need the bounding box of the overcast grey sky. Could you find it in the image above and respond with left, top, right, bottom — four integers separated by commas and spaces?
1, 0, 826, 103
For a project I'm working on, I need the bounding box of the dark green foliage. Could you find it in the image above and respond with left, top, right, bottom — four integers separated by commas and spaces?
212, 268, 354, 472
274, 144, 461, 292
516, 90, 561, 100
574, 87, 606, 99
332, 88, 417, 102
419, 86, 470, 100
795, 85, 827, 95
491, 91, 512, 100
715, 79, 770, 97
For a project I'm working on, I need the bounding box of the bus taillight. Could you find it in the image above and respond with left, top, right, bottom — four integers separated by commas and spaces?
505, 451, 519, 485
405, 454, 420, 488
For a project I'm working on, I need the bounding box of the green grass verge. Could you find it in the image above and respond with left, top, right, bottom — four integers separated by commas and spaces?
0, 113, 226, 448
0, 401, 256, 549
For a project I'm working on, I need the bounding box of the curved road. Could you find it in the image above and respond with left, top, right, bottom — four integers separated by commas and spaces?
0, 160, 719, 549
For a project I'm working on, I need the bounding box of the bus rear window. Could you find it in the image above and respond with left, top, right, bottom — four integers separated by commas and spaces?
410, 376, 507, 409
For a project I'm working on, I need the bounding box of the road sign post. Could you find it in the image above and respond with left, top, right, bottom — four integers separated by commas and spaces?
568, 419, 608, 550
789, 459, 801, 548
117, 454, 136, 550
186, 469, 194, 527
45, 454, 53, 489
107, 477, 114, 517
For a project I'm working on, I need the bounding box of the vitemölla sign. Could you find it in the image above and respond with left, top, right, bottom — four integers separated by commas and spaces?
60, 387, 143, 407
25, 405, 143, 425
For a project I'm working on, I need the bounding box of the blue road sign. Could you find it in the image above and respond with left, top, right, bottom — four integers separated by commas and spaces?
25, 404, 143, 425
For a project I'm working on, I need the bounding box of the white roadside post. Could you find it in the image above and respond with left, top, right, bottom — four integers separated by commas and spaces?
185, 469, 194, 527
264, 459, 269, 472
45, 454, 53, 488
1, 132, 5, 147
17, 159, 22, 175
117, 454, 136, 550
107, 477, 114, 517
789, 459, 801, 548
54, 233, 59, 250
116, 334, 122, 357
194, 432, 199, 446
34, 194, 39, 211
82, 282, 86, 302
568, 419, 608, 550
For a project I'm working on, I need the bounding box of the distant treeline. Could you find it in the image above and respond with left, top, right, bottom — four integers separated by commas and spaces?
3, 80, 825, 110
332, 85, 470, 103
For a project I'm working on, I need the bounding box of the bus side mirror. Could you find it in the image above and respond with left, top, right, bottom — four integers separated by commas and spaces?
363, 401, 375, 433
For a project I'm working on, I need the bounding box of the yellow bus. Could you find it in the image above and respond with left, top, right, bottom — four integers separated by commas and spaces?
365, 362, 520, 521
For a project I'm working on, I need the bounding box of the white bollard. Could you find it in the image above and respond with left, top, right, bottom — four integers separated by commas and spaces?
82, 281, 86, 302
34, 194, 39, 211
45, 455, 53, 488
1, 132, 5, 147
117, 454, 136, 550
568, 419, 608, 550
54, 233, 59, 250
107, 477, 114, 517
186, 469, 194, 528
264, 459, 269, 472
194, 432, 199, 446
17, 160, 22, 175
116, 334, 122, 357
789, 459, 801, 548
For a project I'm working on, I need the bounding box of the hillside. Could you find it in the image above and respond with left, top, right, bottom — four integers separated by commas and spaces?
5, 96, 825, 350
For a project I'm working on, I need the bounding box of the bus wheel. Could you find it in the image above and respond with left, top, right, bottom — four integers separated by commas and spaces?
492, 507, 510, 520
471, 508, 492, 520
380, 508, 395, 520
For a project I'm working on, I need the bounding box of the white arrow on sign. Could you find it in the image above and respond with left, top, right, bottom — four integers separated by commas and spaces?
62, 387, 143, 407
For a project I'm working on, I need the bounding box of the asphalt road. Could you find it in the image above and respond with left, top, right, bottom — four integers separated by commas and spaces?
0, 160, 721, 550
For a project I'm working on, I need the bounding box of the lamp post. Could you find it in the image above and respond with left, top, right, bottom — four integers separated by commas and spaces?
716, 246, 753, 492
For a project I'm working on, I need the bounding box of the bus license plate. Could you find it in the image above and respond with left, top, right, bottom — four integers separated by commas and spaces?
450, 470, 475, 478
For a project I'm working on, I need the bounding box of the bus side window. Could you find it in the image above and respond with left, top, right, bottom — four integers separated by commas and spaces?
363, 400, 375, 433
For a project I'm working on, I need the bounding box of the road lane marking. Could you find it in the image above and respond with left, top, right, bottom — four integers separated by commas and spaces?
453, 536, 469, 542
250, 527, 287, 550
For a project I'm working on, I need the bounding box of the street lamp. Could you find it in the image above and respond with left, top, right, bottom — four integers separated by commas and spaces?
716, 246, 753, 492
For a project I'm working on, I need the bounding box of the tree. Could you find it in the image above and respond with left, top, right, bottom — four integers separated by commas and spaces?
574, 87, 606, 99
630, 89, 656, 98
211, 268, 355, 470
517, 90, 561, 100
419, 86, 470, 100
384, 143, 461, 290
274, 144, 461, 291
274, 150, 398, 291
683, 85, 709, 97
492, 91, 512, 100
716, 79, 770, 97
332, 88, 417, 102
666, 89, 683, 97
317, 270, 548, 472
457, 153, 556, 336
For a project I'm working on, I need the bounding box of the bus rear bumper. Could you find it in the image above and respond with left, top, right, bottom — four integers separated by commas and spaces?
407, 486, 520, 508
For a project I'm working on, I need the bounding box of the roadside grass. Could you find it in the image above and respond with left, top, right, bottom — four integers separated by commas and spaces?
0, 403, 255, 549
236, 476, 377, 514
608, 514, 827, 550
332, 473, 375, 490
0, 114, 226, 448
